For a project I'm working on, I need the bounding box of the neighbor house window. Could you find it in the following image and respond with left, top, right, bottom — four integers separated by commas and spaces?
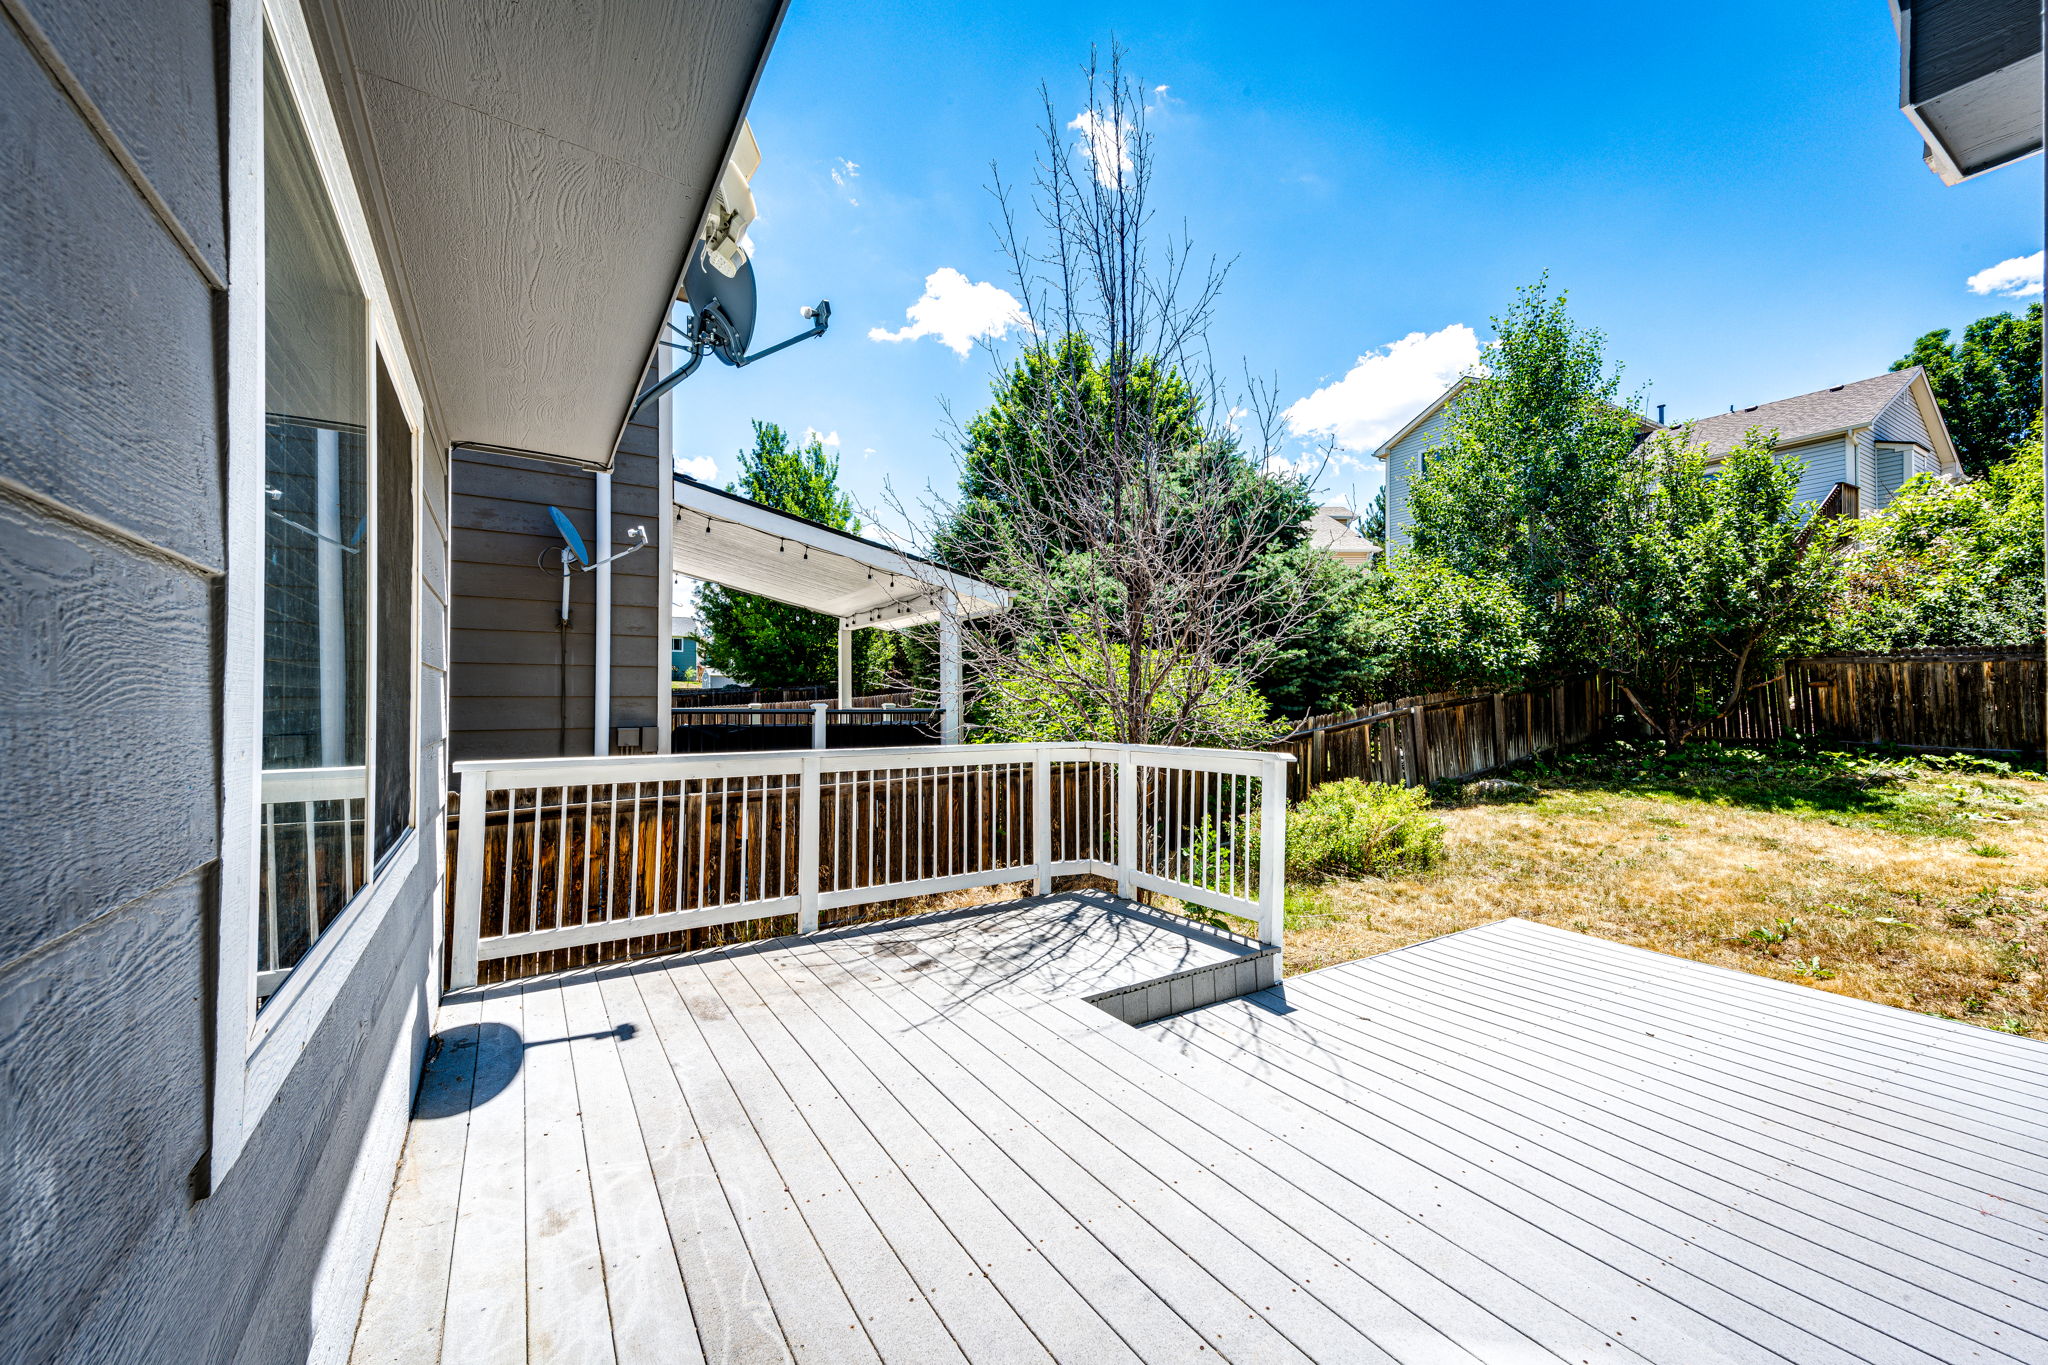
256, 38, 413, 1005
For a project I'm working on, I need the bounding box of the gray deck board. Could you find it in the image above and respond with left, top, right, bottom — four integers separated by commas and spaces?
555, 970, 701, 1365
354, 901, 2048, 1363
590, 968, 789, 1365
1153, 966, 2020, 1363
349, 997, 479, 1365
1147, 919, 2048, 1364
711, 945, 1141, 1364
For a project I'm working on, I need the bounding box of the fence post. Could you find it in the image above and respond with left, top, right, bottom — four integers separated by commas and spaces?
1115, 751, 1137, 901
1032, 749, 1053, 895
810, 701, 829, 750
1258, 755, 1289, 966
1492, 692, 1507, 772
797, 753, 821, 934
449, 766, 486, 991
1407, 704, 1430, 788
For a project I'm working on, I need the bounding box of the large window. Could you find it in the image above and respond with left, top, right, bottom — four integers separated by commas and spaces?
257, 39, 414, 1006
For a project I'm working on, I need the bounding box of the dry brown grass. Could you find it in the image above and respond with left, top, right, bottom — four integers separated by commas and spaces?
1281, 759, 2048, 1037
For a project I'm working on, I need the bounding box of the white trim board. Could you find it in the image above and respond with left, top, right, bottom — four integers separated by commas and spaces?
210, 0, 435, 1182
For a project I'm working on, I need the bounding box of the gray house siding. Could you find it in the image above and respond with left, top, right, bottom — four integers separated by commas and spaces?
1380, 402, 1457, 552
1868, 386, 1942, 512
450, 401, 663, 762
1875, 385, 1934, 448
1873, 443, 1911, 506
0, 7, 443, 1363
1781, 435, 1849, 506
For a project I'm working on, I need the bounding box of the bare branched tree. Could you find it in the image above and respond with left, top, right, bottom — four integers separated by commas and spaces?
895, 47, 1329, 747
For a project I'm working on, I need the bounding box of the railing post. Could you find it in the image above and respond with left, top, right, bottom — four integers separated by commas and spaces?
1258, 755, 1289, 963
1115, 750, 1137, 901
1032, 748, 1052, 896
449, 766, 486, 991
798, 752, 821, 934
810, 701, 829, 751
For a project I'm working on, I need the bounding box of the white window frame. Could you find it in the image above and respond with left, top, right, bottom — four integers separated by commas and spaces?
213, 0, 430, 1179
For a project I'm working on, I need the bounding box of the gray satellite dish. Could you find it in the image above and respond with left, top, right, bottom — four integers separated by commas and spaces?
548, 506, 590, 565
683, 246, 758, 363
633, 243, 831, 414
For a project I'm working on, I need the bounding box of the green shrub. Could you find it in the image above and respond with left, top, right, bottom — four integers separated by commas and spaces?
1286, 780, 1445, 879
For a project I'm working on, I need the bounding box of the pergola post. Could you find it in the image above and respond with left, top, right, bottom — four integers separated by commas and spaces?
938, 592, 961, 745
836, 622, 853, 709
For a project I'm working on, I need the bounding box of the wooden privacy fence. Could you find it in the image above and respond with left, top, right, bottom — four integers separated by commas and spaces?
1270, 676, 1611, 800
448, 741, 1291, 987
1695, 647, 2044, 755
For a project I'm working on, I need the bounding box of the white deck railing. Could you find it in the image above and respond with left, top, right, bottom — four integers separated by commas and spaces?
259, 764, 366, 999
448, 742, 1290, 988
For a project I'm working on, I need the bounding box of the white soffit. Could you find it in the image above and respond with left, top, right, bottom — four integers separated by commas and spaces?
317, 0, 785, 466
671, 477, 1010, 630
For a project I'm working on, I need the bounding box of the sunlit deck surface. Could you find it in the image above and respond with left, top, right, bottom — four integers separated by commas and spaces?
352, 903, 2048, 1364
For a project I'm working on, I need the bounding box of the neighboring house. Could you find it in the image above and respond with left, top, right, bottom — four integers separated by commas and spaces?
1668, 366, 1962, 513
1890, 0, 2043, 184
0, 2, 783, 1361
1377, 367, 1961, 550
670, 608, 738, 689
1306, 501, 1381, 568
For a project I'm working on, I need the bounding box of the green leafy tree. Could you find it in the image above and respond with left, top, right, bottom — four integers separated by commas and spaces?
698, 422, 894, 689
1358, 558, 1543, 696
1407, 275, 1647, 675
1589, 429, 1842, 746
976, 638, 1285, 748
1823, 429, 2045, 650
1892, 303, 2041, 478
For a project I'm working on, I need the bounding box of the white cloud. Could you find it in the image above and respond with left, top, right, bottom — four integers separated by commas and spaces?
802, 427, 841, 449
830, 157, 860, 206
676, 454, 718, 482
868, 268, 1032, 356
1067, 108, 1132, 188
1282, 324, 1483, 453
1967, 251, 2043, 297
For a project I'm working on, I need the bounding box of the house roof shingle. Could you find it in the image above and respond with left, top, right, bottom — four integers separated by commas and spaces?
1307, 503, 1378, 558
1678, 368, 1921, 457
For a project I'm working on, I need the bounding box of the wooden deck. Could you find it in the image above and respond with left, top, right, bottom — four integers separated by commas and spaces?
351, 901, 2048, 1364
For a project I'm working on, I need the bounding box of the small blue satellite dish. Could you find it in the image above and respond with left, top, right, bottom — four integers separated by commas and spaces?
548, 506, 590, 565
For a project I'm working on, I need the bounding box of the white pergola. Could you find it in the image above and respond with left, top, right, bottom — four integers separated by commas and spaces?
672, 475, 1009, 741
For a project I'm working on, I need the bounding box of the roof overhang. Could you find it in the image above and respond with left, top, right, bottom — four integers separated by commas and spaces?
672, 477, 1011, 630
306, 0, 786, 466
1892, 0, 2043, 184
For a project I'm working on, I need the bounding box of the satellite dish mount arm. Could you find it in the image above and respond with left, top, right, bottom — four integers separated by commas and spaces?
552, 523, 651, 624
730, 300, 830, 369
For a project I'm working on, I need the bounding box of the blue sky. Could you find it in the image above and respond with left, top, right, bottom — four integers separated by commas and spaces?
666, 0, 2043, 533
